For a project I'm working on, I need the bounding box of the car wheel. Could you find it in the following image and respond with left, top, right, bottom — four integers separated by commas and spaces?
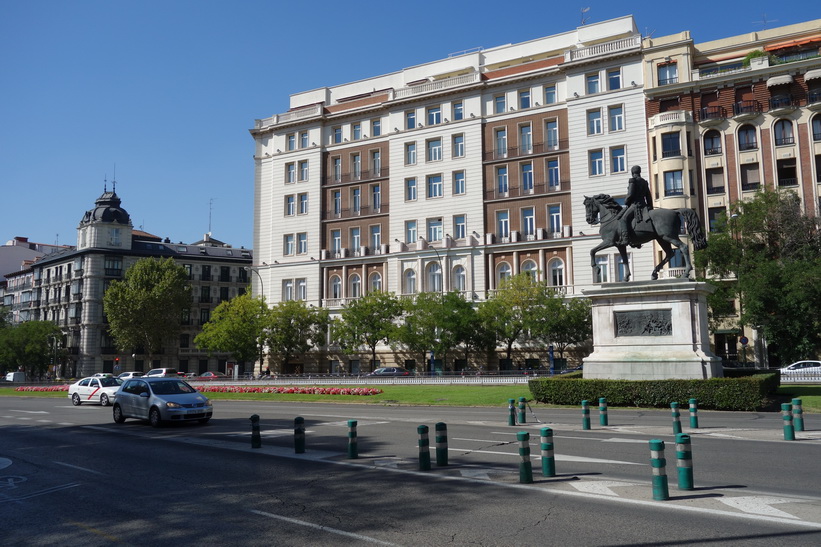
113, 404, 126, 424
71, 393, 81, 406
199, 417, 211, 425
100, 393, 110, 406
149, 407, 162, 428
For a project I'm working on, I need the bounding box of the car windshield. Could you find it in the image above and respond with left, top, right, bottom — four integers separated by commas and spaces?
99, 378, 121, 387
150, 380, 196, 395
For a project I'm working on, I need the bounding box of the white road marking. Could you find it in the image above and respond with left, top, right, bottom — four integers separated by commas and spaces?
0, 458, 12, 471
459, 469, 491, 480
447, 447, 642, 465
54, 461, 104, 475
11, 410, 48, 414
569, 480, 642, 496
718, 496, 806, 519
250, 509, 399, 545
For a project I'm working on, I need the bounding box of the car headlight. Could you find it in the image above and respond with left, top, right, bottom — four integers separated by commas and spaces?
204, 399, 213, 408
166, 401, 183, 409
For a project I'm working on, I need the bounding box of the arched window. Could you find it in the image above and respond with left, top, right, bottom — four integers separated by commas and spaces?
349, 273, 361, 298
403, 269, 416, 294
426, 262, 442, 292
738, 124, 757, 150
452, 265, 466, 292
369, 272, 382, 292
703, 130, 722, 155
330, 276, 342, 299
548, 259, 564, 287
521, 260, 538, 281
497, 263, 512, 284
812, 114, 821, 142
774, 119, 794, 146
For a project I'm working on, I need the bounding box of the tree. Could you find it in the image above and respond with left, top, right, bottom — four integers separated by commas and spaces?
266, 300, 329, 371
696, 189, 821, 364
103, 258, 192, 361
0, 321, 61, 377
331, 291, 402, 370
530, 296, 592, 359
195, 293, 270, 367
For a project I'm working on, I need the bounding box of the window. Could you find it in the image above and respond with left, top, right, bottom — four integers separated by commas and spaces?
427, 106, 441, 125
333, 127, 342, 144
297, 279, 307, 301
740, 163, 761, 191
371, 184, 381, 211
608, 105, 624, 131
351, 188, 361, 213
546, 120, 559, 149
352, 153, 361, 179
664, 170, 684, 196
286, 195, 296, 216
427, 262, 443, 293
427, 138, 442, 161
812, 115, 821, 141
350, 227, 361, 251
452, 134, 465, 157
287, 133, 296, 151
298, 193, 308, 214
589, 150, 604, 176
372, 118, 381, 137
496, 210, 509, 239
519, 124, 532, 153
370, 225, 381, 249
333, 157, 342, 181
454, 215, 466, 239
521, 162, 533, 192
406, 110, 416, 130
617, 255, 630, 282
738, 125, 757, 150
594, 256, 609, 283
608, 68, 621, 90
284, 234, 295, 255
453, 171, 466, 195
587, 110, 603, 135
661, 132, 680, 158
299, 160, 309, 181
332, 190, 341, 216
286, 163, 296, 183
547, 159, 559, 188
519, 89, 531, 109
403, 269, 417, 294
610, 147, 626, 173
297, 233, 307, 254
774, 119, 794, 146
349, 274, 361, 298
427, 218, 443, 241
427, 174, 443, 198
586, 73, 600, 94
405, 142, 416, 164
331, 230, 342, 254
497, 263, 512, 283
371, 150, 381, 175
544, 84, 556, 104
369, 272, 382, 292
452, 266, 466, 292
496, 166, 508, 194
495, 128, 507, 157
549, 205, 561, 235
708, 207, 725, 232
300, 131, 308, 148
330, 276, 342, 299
658, 63, 678, 85
200, 309, 210, 325
352, 123, 362, 140
494, 95, 506, 114
405, 220, 417, 243
549, 259, 564, 287
453, 101, 464, 120
704, 130, 722, 155
406, 178, 417, 201
521, 207, 535, 237
522, 260, 538, 280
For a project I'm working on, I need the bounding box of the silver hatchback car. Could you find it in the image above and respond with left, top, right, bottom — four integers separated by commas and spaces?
113, 377, 213, 427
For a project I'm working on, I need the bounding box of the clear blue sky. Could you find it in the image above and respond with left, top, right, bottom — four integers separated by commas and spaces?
2, 1, 818, 251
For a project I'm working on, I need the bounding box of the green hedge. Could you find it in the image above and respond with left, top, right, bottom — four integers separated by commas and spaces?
528, 372, 780, 411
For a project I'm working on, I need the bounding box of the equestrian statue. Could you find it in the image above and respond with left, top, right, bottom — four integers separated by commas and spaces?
583, 165, 707, 282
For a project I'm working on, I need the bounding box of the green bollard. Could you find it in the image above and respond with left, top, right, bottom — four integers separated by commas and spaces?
250, 414, 261, 449
671, 402, 682, 435
599, 397, 608, 426
581, 400, 591, 430
792, 399, 804, 432
508, 399, 516, 426
517, 431, 533, 484
294, 416, 305, 453
688, 398, 699, 429
518, 397, 527, 424
782, 403, 795, 441
540, 427, 556, 477
675, 433, 694, 490
435, 422, 448, 466
347, 419, 358, 459
418, 425, 431, 471
649, 439, 669, 501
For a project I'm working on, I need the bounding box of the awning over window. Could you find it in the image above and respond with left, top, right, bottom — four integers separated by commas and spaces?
764, 38, 821, 51
804, 68, 821, 82
766, 74, 793, 87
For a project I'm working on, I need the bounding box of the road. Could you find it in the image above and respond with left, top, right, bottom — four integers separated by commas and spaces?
1, 396, 820, 546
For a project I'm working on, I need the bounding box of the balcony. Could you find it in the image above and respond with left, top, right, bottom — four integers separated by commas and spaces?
254, 103, 324, 131
733, 101, 761, 120
104, 268, 122, 277
698, 106, 725, 126
393, 72, 481, 100
706, 186, 725, 195
769, 95, 798, 115
741, 182, 761, 192
564, 35, 641, 63
778, 178, 798, 187
484, 178, 568, 200
661, 149, 682, 159
483, 140, 567, 162
72, 293, 82, 301
704, 147, 723, 156
323, 167, 389, 186
739, 141, 758, 151
774, 136, 795, 146
322, 203, 389, 221
809, 90, 821, 111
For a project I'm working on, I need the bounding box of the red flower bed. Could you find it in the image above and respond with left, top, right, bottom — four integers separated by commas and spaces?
15, 385, 70, 392
195, 385, 383, 396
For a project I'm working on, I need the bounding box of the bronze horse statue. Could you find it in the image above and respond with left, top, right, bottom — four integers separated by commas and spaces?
583, 194, 707, 281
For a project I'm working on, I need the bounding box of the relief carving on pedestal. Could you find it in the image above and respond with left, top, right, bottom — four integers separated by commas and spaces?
614, 310, 672, 337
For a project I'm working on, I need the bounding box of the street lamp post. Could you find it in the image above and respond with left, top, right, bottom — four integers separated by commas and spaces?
244, 266, 265, 301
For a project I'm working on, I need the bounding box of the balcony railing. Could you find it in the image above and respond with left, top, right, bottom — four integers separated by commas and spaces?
322, 203, 389, 221
733, 101, 761, 117
104, 268, 122, 277
564, 35, 641, 63
704, 147, 722, 156
810, 90, 821, 104
484, 178, 569, 200
775, 136, 795, 146
706, 186, 725, 195
483, 140, 567, 162
769, 95, 797, 111
739, 141, 758, 151
323, 167, 389, 186
699, 106, 725, 121
741, 182, 761, 191
393, 72, 481, 100
778, 178, 798, 187
661, 149, 682, 158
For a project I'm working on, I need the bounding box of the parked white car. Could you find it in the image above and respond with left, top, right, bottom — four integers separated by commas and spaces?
68, 376, 123, 406
117, 371, 145, 380
780, 361, 821, 374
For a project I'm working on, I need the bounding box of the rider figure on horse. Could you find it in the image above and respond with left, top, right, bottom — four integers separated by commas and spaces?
616, 165, 654, 248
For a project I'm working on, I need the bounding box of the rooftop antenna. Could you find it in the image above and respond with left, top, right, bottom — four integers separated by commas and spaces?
580, 7, 590, 26
752, 14, 778, 30
112, 163, 117, 194
104, 174, 108, 193
208, 198, 214, 235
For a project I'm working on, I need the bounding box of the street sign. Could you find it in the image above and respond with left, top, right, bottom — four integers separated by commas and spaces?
740, 336, 749, 346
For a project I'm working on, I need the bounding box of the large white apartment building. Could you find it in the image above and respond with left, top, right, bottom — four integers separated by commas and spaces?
251, 16, 656, 373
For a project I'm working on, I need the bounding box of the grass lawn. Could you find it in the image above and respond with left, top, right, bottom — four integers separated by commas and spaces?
776, 385, 821, 413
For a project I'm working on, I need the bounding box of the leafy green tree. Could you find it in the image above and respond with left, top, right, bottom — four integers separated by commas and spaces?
195, 293, 270, 367
103, 257, 192, 361
530, 296, 592, 359
696, 189, 821, 364
0, 321, 61, 377
331, 291, 402, 370
266, 300, 329, 371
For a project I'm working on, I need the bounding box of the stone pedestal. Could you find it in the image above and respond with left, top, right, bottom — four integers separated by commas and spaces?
582, 279, 722, 380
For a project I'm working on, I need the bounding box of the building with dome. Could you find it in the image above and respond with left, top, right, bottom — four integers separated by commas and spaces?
1, 187, 254, 378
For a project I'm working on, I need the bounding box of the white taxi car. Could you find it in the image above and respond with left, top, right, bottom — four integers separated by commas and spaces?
68, 376, 123, 406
